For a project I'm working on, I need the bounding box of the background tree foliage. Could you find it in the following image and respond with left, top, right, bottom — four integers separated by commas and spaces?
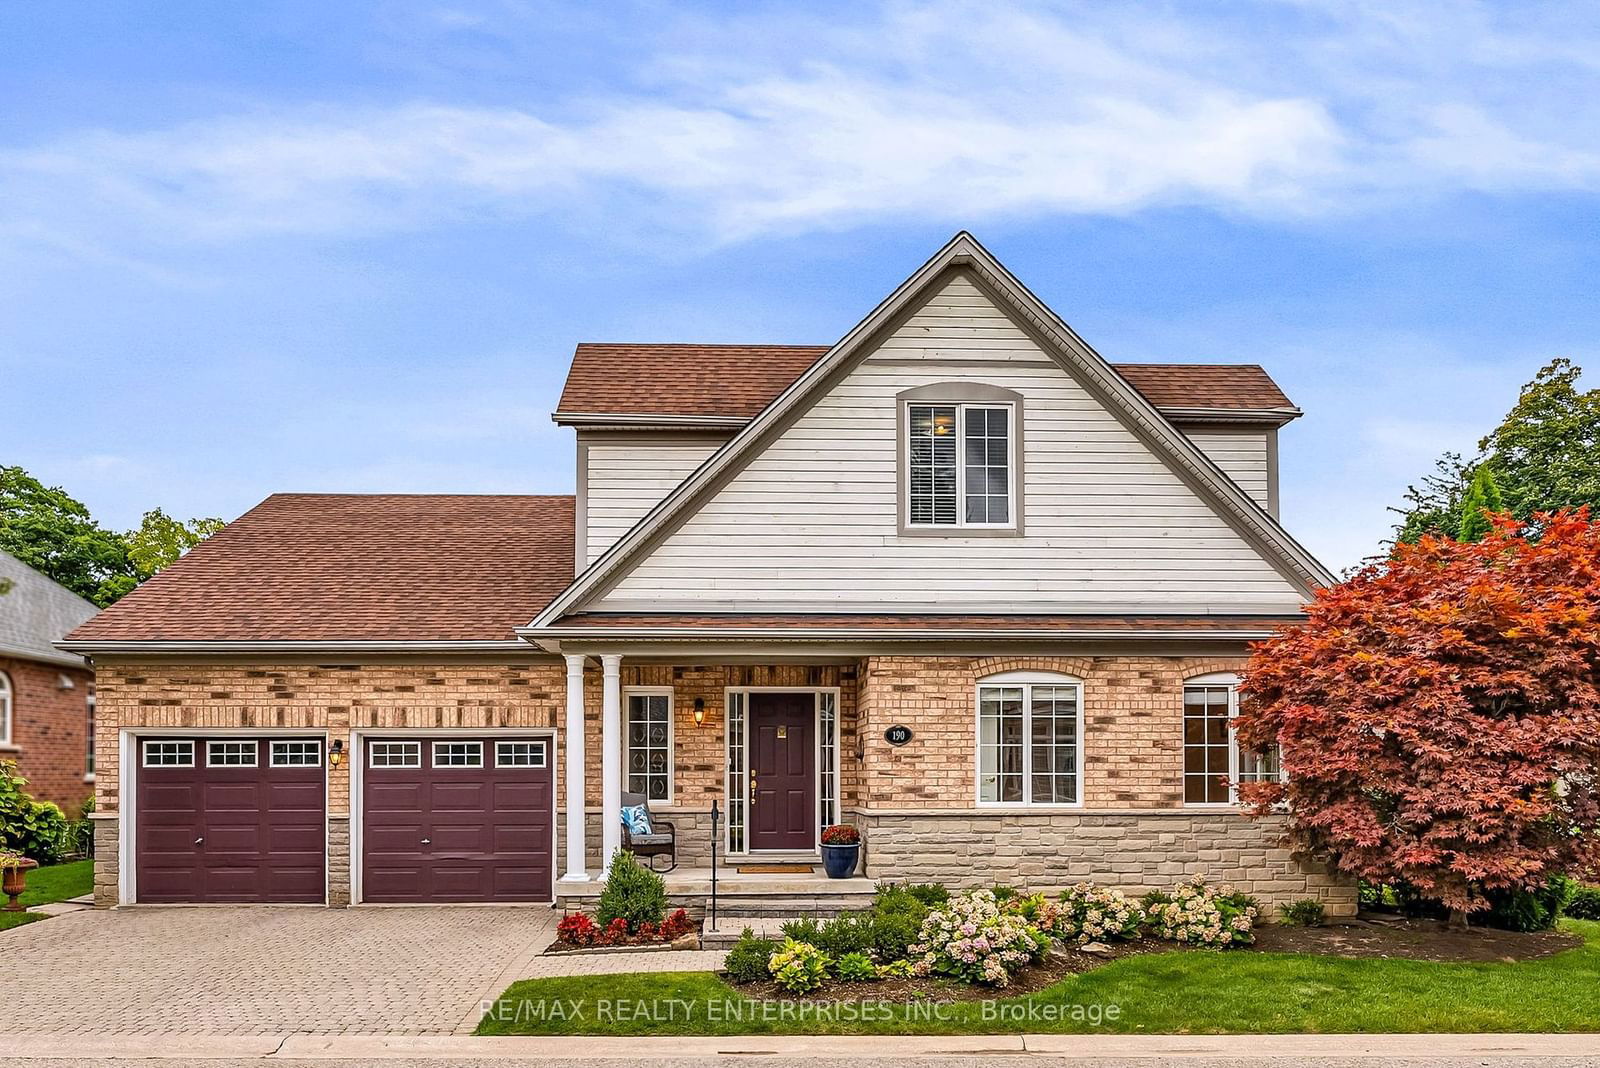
0, 465, 223, 606
1236, 512, 1600, 919
1395, 359, 1600, 543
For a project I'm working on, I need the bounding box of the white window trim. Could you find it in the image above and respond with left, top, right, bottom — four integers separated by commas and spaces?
904, 401, 1017, 530
431, 740, 484, 768
1182, 672, 1282, 808
142, 740, 194, 767
0, 670, 11, 747
495, 740, 547, 768
624, 686, 675, 805
974, 670, 1085, 808
269, 739, 323, 768
207, 740, 259, 767
368, 740, 422, 769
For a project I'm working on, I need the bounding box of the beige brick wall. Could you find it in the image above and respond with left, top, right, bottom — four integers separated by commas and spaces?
90, 653, 1352, 912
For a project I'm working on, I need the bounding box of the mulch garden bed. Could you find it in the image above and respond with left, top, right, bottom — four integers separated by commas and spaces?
1252, 915, 1583, 962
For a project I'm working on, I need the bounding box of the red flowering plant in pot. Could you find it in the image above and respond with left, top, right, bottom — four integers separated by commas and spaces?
820, 824, 861, 879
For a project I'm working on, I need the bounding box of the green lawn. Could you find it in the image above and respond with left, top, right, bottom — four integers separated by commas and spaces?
0, 859, 94, 933
477, 919, 1600, 1036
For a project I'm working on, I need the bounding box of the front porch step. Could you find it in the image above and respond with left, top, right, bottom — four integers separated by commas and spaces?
555, 869, 877, 921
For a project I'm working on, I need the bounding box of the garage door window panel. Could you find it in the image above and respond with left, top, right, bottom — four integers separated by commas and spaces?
271, 740, 322, 767
143, 740, 194, 767
207, 741, 259, 767
370, 741, 421, 768
496, 741, 546, 767
432, 741, 483, 768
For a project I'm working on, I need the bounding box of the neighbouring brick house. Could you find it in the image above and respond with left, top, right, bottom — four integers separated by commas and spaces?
63, 233, 1353, 913
1, 549, 97, 811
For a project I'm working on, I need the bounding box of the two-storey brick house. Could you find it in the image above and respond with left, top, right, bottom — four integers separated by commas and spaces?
63, 233, 1352, 913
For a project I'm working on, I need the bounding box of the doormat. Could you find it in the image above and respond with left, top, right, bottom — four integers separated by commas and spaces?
736, 864, 815, 874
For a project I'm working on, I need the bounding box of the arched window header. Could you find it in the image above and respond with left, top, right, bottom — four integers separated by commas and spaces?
1185, 671, 1239, 686
978, 669, 1083, 685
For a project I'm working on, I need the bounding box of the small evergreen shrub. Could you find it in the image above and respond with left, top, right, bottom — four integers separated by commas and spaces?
779, 917, 824, 946
723, 928, 776, 984
990, 884, 1019, 903
595, 850, 666, 932
1566, 886, 1600, 921
866, 910, 922, 963
834, 951, 878, 981
1477, 877, 1574, 932
816, 913, 874, 957
768, 939, 831, 993
873, 884, 933, 921
1280, 899, 1327, 927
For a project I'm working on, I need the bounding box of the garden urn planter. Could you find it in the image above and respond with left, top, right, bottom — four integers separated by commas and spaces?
820, 843, 859, 879
2, 858, 39, 912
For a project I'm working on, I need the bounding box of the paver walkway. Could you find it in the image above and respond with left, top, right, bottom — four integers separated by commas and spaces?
2, 905, 727, 1037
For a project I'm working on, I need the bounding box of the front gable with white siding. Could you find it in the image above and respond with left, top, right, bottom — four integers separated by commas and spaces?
555, 251, 1322, 618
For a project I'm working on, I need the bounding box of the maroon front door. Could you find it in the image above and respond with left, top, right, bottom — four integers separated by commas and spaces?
135, 737, 325, 903
361, 737, 553, 903
749, 693, 816, 851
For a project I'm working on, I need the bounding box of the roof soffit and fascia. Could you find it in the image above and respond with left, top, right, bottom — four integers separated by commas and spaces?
526, 231, 1335, 634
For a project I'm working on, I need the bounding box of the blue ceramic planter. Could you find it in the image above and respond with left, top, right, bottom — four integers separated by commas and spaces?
820, 843, 859, 879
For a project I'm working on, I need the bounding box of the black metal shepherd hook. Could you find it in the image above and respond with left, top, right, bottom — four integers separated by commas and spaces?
709, 798, 720, 932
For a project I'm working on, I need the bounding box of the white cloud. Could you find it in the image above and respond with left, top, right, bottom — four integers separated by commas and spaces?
2, 0, 1597, 259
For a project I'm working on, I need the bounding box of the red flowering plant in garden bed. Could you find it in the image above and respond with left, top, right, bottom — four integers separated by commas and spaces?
551, 908, 696, 951
1236, 510, 1600, 924
821, 824, 861, 846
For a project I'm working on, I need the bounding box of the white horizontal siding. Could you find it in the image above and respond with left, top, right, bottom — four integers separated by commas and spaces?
583, 436, 725, 565
1182, 428, 1271, 509
595, 272, 1306, 612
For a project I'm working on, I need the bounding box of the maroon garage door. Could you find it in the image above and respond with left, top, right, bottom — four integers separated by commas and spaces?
361, 737, 553, 903
136, 737, 326, 903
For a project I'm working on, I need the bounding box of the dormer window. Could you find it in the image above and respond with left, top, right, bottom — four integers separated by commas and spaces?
899, 384, 1021, 533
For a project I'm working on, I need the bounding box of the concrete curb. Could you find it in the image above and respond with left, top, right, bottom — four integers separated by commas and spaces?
4, 1031, 1599, 1059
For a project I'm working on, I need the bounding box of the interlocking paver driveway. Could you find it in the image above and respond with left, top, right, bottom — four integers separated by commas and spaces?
1, 906, 558, 1035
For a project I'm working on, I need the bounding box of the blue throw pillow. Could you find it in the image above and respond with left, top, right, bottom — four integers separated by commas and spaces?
621, 804, 653, 836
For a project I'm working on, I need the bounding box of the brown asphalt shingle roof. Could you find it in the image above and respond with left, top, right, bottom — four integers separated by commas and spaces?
65, 494, 575, 643
556, 345, 1295, 420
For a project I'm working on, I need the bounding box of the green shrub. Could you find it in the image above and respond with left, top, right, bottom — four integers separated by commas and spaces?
1280, 899, 1327, 927
875, 958, 914, 979
0, 761, 72, 864
1478, 877, 1574, 932
833, 951, 877, 982
902, 882, 949, 907
872, 885, 931, 922
990, 884, 1019, 903
779, 917, 824, 945
817, 913, 874, 957
1566, 885, 1600, 921
768, 939, 830, 993
866, 910, 922, 963
723, 928, 776, 984
595, 851, 666, 932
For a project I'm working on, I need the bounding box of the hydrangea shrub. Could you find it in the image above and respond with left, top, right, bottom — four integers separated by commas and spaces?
909, 888, 1051, 986
1054, 883, 1146, 943
1143, 876, 1258, 948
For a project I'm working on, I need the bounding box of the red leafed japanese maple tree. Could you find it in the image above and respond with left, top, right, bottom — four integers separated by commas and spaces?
1236, 510, 1600, 920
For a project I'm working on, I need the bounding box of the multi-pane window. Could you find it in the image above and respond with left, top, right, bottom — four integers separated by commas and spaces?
0, 671, 11, 746
207, 740, 258, 766
907, 403, 1013, 527
1183, 679, 1283, 804
977, 676, 1081, 804
496, 741, 546, 767
369, 741, 421, 768
143, 740, 194, 767
626, 691, 672, 802
432, 741, 483, 767
270, 740, 321, 767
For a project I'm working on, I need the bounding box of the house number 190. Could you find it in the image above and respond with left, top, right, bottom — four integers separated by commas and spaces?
883, 725, 913, 746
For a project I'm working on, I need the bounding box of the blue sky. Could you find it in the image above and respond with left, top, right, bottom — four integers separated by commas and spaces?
3, 1, 1597, 572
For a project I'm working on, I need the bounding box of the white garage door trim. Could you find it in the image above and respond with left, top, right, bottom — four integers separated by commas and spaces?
350, 727, 559, 906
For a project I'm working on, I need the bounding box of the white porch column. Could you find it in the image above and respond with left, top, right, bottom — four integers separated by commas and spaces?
562, 653, 589, 881
599, 653, 624, 870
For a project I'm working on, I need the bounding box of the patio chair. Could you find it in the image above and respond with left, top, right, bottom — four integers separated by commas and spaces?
620, 790, 677, 873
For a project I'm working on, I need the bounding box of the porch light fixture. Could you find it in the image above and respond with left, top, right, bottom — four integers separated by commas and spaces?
328, 739, 345, 768
693, 697, 706, 726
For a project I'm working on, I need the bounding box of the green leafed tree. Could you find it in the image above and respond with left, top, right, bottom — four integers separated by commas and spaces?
1456, 466, 1505, 542
0, 465, 137, 606
127, 508, 225, 579
1394, 359, 1600, 542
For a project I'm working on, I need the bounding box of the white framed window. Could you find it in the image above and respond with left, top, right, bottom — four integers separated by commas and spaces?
496, 740, 546, 768
0, 670, 11, 746
1183, 674, 1283, 805
432, 741, 483, 768
976, 672, 1083, 805
625, 689, 673, 802
207, 740, 258, 767
270, 740, 322, 767
369, 740, 421, 768
85, 692, 95, 776
907, 402, 1014, 527
143, 740, 194, 767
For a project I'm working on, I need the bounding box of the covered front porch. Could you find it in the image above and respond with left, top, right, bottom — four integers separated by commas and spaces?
553, 655, 860, 888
